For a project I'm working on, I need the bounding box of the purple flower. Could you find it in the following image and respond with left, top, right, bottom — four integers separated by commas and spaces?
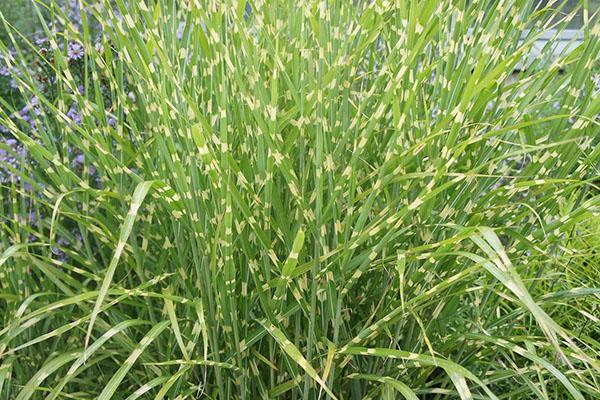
18, 211, 37, 225
18, 97, 43, 130
35, 36, 49, 52
67, 102, 82, 125
67, 42, 84, 60
72, 154, 85, 167
0, 51, 16, 77
127, 91, 136, 102
35, 36, 49, 46
593, 74, 600, 92
30, 96, 42, 115
51, 237, 70, 261
0, 137, 23, 183
177, 21, 185, 40
61, 0, 83, 28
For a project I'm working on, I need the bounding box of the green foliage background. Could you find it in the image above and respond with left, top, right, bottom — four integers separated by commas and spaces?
0, 0, 599, 399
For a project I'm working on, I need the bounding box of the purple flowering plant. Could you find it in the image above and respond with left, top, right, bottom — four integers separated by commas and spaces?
0, 0, 117, 268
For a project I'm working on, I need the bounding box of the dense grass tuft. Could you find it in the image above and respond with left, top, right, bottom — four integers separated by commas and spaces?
0, 0, 599, 398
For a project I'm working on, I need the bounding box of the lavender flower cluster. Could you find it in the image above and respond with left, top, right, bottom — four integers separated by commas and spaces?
0, 0, 106, 261
0, 138, 25, 183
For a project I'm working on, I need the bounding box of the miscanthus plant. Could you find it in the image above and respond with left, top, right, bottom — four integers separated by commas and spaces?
0, 0, 599, 398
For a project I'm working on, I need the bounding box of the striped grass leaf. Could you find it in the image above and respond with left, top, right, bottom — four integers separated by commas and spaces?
0, 0, 599, 398
163, 288, 190, 361
339, 346, 499, 400
347, 374, 419, 400
85, 180, 154, 349
14, 351, 79, 400
124, 375, 171, 400
465, 333, 587, 400
468, 226, 594, 366
258, 318, 338, 400
97, 320, 170, 400
47, 319, 149, 400
141, 359, 238, 370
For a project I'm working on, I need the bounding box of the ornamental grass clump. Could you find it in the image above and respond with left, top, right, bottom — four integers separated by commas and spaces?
0, 0, 599, 398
